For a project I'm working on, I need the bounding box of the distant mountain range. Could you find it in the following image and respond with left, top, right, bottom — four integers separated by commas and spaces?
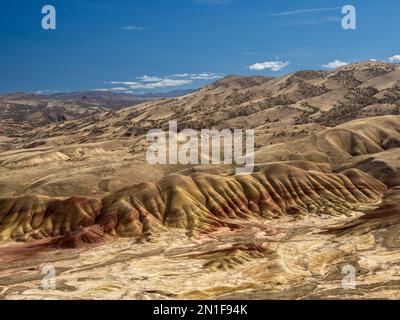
0, 89, 197, 135
42, 88, 197, 101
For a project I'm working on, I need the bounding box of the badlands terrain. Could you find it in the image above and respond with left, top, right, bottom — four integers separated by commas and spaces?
1, 61, 400, 299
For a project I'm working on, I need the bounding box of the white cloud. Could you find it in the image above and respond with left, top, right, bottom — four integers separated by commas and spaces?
108, 81, 140, 85
189, 72, 223, 80
321, 60, 349, 69
35, 89, 60, 94
172, 72, 222, 80
102, 71, 222, 92
389, 55, 400, 63
129, 79, 193, 90
120, 26, 147, 31
173, 73, 190, 78
111, 87, 130, 91
271, 7, 340, 16
137, 75, 163, 82
93, 88, 132, 93
248, 61, 289, 71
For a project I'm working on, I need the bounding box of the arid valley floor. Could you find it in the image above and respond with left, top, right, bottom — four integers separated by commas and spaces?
1, 61, 400, 299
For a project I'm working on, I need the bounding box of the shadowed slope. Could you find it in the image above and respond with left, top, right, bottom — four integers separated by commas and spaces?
335, 148, 400, 188
0, 196, 101, 241
326, 189, 400, 237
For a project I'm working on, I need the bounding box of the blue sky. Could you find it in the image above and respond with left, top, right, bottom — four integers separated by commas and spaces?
0, 0, 399, 94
